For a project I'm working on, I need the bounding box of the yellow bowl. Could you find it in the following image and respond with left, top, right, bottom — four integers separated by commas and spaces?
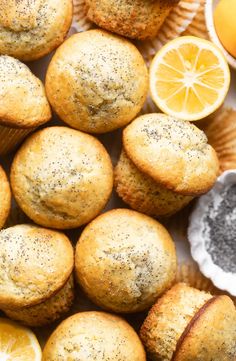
205, 0, 236, 69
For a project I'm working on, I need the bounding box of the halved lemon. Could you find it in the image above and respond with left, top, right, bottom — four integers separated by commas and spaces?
0, 318, 42, 360
150, 36, 230, 121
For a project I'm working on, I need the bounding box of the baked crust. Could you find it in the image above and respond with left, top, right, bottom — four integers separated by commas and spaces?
42, 311, 146, 360
0, 165, 11, 229
45, 29, 148, 133
173, 295, 236, 361
3, 275, 74, 327
0, 0, 73, 61
114, 149, 193, 217
85, 0, 180, 40
75, 209, 176, 313
10, 126, 113, 229
123, 114, 219, 195
0, 56, 51, 128
0, 224, 74, 309
140, 283, 212, 361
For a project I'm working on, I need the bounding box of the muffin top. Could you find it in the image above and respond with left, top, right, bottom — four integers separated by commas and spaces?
0, 0, 73, 61
45, 29, 148, 133
123, 113, 219, 196
0, 165, 11, 229
0, 56, 51, 128
43, 311, 146, 361
10, 126, 113, 229
75, 209, 176, 313
0, 224, 74, 309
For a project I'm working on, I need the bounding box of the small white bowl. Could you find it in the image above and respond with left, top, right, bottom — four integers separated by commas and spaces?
188, 170, 236, 296
205, 0, 236, 69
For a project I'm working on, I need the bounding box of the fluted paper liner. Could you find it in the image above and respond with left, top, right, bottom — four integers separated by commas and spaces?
199, 107, 236, 173
0, 124, 35, 156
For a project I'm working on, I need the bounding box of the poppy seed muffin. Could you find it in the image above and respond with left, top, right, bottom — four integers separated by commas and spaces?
0, 55, 51, 155
45, 29, 148, 134
10, 126, 113, 229
140, 283, 236, 361
84, 0, 180, 40
3, 275, 74, 327
0, 0, 73, 61
0, 224, 74, 326
0, 165, 11, 229
75, 209, 177, 313
42, 311, 146, 360
114, 113, 219, 217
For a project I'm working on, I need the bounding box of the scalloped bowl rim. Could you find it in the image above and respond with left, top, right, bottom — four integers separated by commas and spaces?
188, 170, 236, 296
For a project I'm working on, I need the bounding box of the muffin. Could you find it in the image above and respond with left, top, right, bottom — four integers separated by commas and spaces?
140, 283, 236, 360
45, 29, 148, 133
0, 224, 74, 327
0, 165, 11, 229
84, 0, 180, 40
10, 126, 113, 229
43, 311, 146, 360
0, 55, 51, 155
0, 0, 73, 61
114, 113, 219, 217
75, 209, 177, 313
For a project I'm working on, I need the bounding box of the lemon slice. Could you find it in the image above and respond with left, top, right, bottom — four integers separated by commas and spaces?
150, 36, 230, 121
0, 318, 42, 361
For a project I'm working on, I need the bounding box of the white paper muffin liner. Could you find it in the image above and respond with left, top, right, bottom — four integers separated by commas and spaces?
183, 0, 208, 39
188, 170, 236, 297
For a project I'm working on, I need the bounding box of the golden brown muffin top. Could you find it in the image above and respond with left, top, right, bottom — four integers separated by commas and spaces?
10, 126, 113, 229
0, 164, 11, 229
123, 113, 219, 196
0, 0, 73, 61
75, 208, 176, 313
45, 29, 148, 133
43, 311, 146, 361
0, 224, 73, 309
0, 55, 51, 128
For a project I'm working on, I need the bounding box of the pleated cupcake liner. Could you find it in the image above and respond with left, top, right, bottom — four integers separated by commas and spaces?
177, 262, 236, 305
0, 124, 34, 156
198, 107, 236, 173
183, 0, 209, 39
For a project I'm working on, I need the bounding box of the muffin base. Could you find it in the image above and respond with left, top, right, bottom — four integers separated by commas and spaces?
2, 275, 74, 327
0, 124, 35, 155
114, 150, 193, 217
